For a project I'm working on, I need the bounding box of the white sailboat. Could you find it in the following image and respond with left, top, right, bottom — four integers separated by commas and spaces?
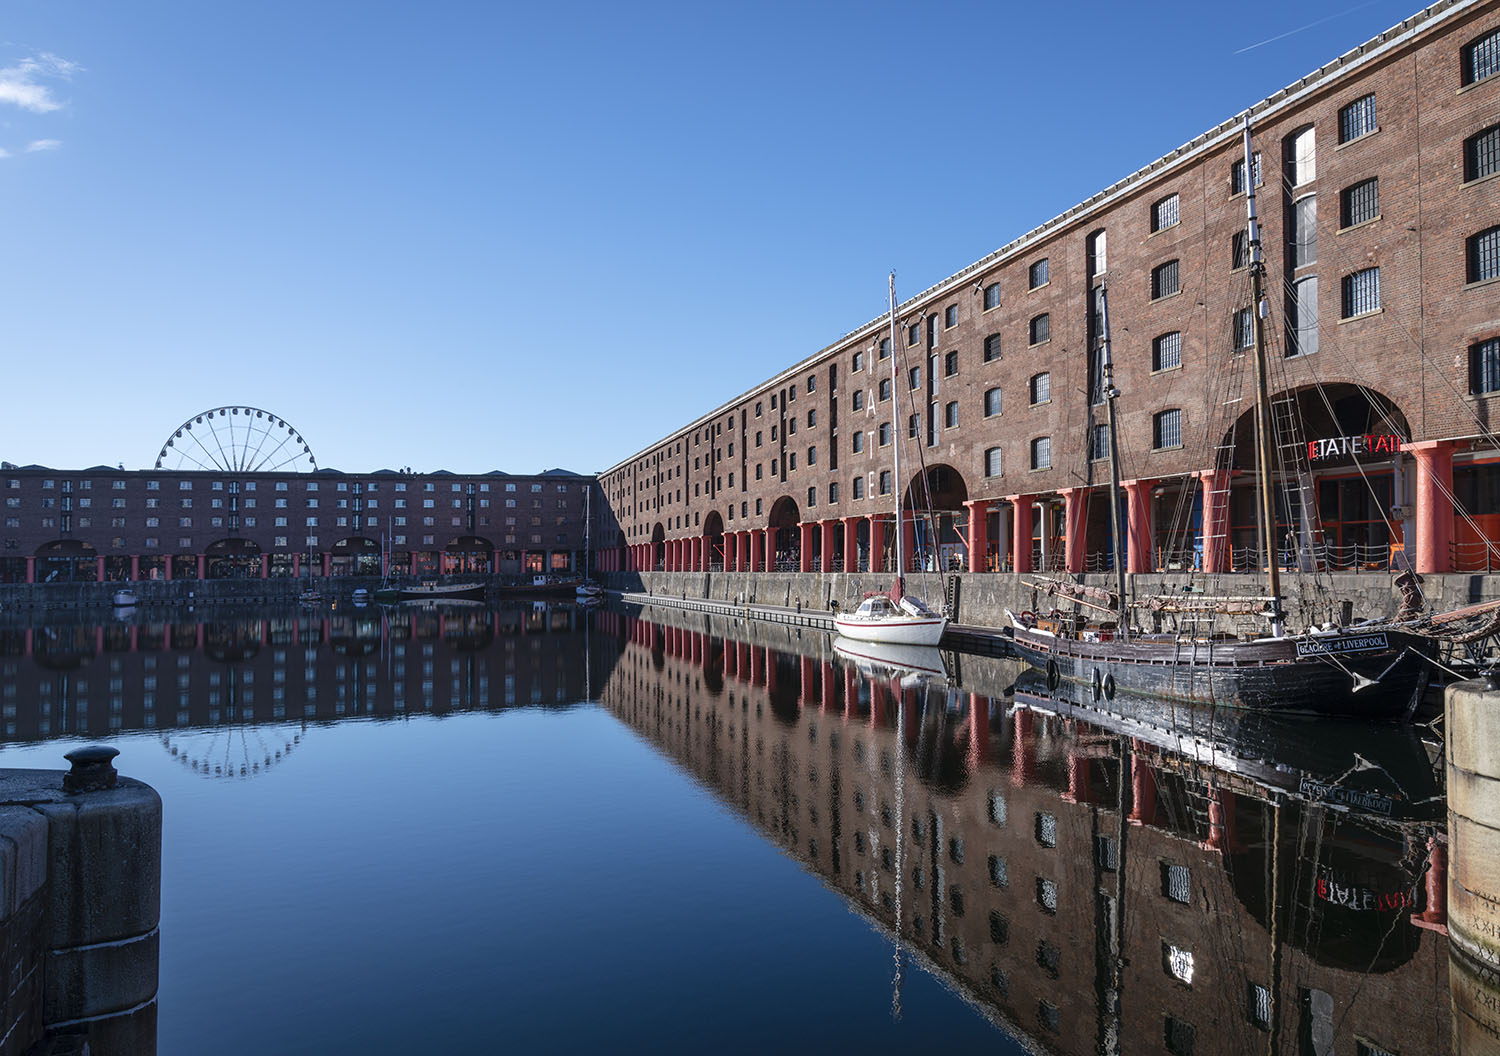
834, 274, 950, 647
576, 484, 604, 600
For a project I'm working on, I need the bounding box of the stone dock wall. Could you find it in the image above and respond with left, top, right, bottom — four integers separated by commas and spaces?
0, 758, 161, 1056
607, 570, 1500, 631
1446, 680, 1500, 1050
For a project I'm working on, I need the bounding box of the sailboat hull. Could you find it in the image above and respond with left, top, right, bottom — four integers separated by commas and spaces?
833, 614, 947, 647
1010, 626, 1434, 719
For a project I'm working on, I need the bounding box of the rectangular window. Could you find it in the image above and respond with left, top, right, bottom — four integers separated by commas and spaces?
1151, 259, 1180, 299
944, 304, 957, 328
1151, 193, 1180, 232
1338, 93, 1377, 142
984, 447, 1003, 477
852, 476, 864, 499
1470, 337, 1500, 394
1462, 27, 1500, 86
982, 282, 1001, 310
878, 470, 891, 495
1292, 194, 1317, 267
907, 413, 920, 440
1031, 437, 1051, 470
878, 378, 891, 401
1153, 331, 1183, 371
1029, 258, 1049, 289
878, 422, 891, 445
984, 388, 1002, 417
908, 366, 921, 390
1290, 277, 1319, 357
944, 350, 958, 377
1341, 267, 1380, 318
852, 431, 863, 453
1030, 373, 1050, 404
1287, 127, 1316, 186
1231, 230, 1248, 270
1091, 423, 1110, 461
1230, 152, 1262, 195
1153, 409, 1183, 449
828, 482, 838, 503
1466, 124, 1500, 182
1341, 178, 1378, 227
944, 401, 958, 428
1233, 307, 1254, 350
1029, 314, 1050, 346
1469, 227, 1500, 284
983, 334, 1002, 362
807, 486, 816, 507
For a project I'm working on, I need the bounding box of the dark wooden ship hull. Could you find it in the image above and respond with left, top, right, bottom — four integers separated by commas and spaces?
1009, 625, 1434, 719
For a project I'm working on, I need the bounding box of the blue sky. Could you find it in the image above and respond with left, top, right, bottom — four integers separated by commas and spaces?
1, 0, 1424, 475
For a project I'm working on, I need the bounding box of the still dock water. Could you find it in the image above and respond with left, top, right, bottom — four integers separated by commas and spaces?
0, 603, 1470, 1053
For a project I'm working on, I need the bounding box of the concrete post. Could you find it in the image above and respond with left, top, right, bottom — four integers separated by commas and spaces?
964, 500, 988, 573
1061, 488, 1087, 573
1411, 440, 1454, 573
1198, 469, 1230, 573
1008, 496, 1034, 574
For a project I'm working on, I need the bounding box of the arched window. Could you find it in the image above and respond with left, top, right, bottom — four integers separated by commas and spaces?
1285, 126, 1316, 186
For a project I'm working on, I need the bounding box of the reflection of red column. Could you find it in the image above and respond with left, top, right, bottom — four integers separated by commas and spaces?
1130, 757, 1157, 825
723, 640, 736, 678
1124, 479, 1156, 573
965, 500, 988, 572
870, 517, 886, 574
800, 657, 815, 707
843, 517, 859, 573
799, 523, 814, 572
1203, 788, 1239, 852
966, 693, 990, 769
903, 689, 919, 750
1411, 836, 1449, 934
764, 648, 777, 692
1411, 440, 1454, 573
869, 681, 887, 729
821, 520, 837, 572
737, 642, 750, 682
844, 666, 859, 721
1008, 496, 1033, 574
750, 645, 763, 686
820, 661, 837, 711
1063, 752, 1090, 804
1061, 488, 1087, 573
1010, 708, 1035, 787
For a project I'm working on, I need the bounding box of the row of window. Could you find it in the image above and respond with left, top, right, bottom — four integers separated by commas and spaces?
3, 478, 568, 495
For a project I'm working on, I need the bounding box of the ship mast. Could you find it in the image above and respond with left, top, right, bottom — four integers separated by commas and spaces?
889, 273, 905, 597
1243, 119, 1285, 636
1098, 282, 1130, 639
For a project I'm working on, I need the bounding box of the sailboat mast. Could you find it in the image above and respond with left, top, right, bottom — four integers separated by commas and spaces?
1098, 282, 1130, 639
889, 273, 904, 591
1242, 120, 1285, 634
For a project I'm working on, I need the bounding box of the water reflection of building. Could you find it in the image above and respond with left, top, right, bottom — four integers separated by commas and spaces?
599, 609, 1452, 1054
0, 604, 614, 748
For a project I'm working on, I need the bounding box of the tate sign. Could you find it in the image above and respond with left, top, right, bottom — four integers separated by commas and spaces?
1306, 434, 1405, 461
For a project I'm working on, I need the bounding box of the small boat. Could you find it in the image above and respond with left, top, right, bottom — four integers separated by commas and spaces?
496, 575, 581, 597
298, 589, 324, 606
575, 581, 605, 599
112, 588, 138, 608
398, 581, 485, 601
834, 593, 947, 647
832, 274, 950, 648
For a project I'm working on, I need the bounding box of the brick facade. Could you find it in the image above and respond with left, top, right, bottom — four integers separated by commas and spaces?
597, 0, 1500, 579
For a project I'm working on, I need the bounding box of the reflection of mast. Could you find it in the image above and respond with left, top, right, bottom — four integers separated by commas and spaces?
891, 671, 905, 1020
1096, 736, 1131, 1055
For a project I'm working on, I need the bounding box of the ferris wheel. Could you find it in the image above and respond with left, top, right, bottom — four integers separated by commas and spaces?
154, 406, 318, 473
160, 723, 305, 780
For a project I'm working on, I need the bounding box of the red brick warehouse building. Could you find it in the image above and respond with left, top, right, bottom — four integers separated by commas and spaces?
596, 0, 1500, 582
0, 406, 594, 583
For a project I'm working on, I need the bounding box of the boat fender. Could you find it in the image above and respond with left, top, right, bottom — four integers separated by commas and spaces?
1102, 674, 1116, 701
1091, 668, 1103, 702
1019, 610, 1038, 629
1045, 659, 1060, 692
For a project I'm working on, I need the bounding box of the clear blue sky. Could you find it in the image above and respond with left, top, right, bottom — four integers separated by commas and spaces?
1, 0, 1423, 475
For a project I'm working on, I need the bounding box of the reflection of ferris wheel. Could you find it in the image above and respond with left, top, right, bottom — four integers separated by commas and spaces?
160, 723, 304, 780
155, 406, 318, 473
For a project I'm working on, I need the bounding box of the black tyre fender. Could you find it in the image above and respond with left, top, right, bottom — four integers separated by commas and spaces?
1045, 659, 1060, 693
